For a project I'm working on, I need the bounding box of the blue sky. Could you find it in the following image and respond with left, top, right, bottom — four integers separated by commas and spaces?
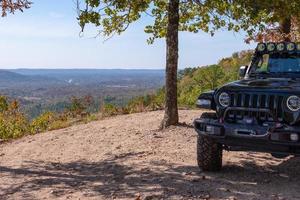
0, 0, 255, 69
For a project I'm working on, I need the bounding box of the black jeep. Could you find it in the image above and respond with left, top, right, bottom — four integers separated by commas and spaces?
194, 42, 300, 171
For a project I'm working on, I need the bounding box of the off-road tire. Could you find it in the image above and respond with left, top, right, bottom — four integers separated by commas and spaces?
197, 112, 223, 171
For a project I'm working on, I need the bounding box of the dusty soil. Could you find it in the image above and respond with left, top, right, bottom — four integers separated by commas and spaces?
1, 110, 300, 200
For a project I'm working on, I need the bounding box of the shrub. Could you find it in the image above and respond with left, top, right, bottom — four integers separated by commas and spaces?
0, 95, 101, 141
67, 96, 93, 117
0, 97, 29, 140
0, 96, 8, 112
0, 113, 29, 139
30, 112, 55, 134
83, 114, 99, 123
126, 96, 146, 113
101, 103, 119, 116
48, 119, 70, 131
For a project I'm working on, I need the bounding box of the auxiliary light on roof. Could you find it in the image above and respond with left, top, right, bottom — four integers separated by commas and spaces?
267, 43, 276, 51
257, 42, 300, 53
276, 42, 285, 51
257, 43, 266, 52
287, 42, 296, 51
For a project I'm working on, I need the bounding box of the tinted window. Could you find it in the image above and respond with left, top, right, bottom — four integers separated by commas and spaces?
253, 54, 300, 73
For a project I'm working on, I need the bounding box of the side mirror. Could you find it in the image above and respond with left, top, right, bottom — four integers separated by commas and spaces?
239, 65, 248, 78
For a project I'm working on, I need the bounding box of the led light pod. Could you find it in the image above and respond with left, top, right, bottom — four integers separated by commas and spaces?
267, 43, 276, 51
287, 42, 296, 51
257, 43, 266, 52
276, 42, 285, 51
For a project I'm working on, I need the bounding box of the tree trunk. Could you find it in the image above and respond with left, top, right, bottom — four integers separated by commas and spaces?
161, 0, 179, 129
279, 17, 291, 41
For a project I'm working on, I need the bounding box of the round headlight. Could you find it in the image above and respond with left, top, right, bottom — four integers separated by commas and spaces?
257, 43, 266, 52
276, 42, 285, 51
287, 95, 300, 112
219, 92, 230, 107
267, 43, 276, 51
287, 42, 296, 51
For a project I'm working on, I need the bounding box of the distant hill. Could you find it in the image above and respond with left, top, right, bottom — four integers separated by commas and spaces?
0, 70, 63, 89
0, 70, 29, 82
10, 69, 165, 86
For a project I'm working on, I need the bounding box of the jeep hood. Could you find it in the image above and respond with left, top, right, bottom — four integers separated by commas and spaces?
221, 78, 300, 92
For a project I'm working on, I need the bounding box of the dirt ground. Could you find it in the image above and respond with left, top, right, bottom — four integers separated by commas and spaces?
1, 110, 300, 200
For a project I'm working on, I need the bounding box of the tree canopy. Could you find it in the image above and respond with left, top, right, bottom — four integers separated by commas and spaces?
0, 0, 31, 17
77, 0, 300, 43
227, 0, 300, 42
77, 0, 252, 43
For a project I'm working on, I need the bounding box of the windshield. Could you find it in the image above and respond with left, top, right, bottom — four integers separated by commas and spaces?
250, 53, 300, 75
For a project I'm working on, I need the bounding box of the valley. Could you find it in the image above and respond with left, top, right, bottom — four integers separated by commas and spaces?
0, 69, 165, 118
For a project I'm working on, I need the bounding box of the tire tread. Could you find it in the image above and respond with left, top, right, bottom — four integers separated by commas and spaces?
196, 112, 222, 171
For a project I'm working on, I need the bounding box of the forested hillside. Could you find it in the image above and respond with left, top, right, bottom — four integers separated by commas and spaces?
177, 50, 252, 106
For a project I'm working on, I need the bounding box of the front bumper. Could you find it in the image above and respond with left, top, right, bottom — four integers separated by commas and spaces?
194, 117, 300, 155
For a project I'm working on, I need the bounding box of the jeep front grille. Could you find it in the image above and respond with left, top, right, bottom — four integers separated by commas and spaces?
225, 93, 285, 122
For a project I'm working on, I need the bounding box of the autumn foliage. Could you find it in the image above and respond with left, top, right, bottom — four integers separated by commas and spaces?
0, 96, 98, 140
0, 0, 31, 17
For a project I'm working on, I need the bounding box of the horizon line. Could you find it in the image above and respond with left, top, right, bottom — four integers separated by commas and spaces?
2, 68, 169, 70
